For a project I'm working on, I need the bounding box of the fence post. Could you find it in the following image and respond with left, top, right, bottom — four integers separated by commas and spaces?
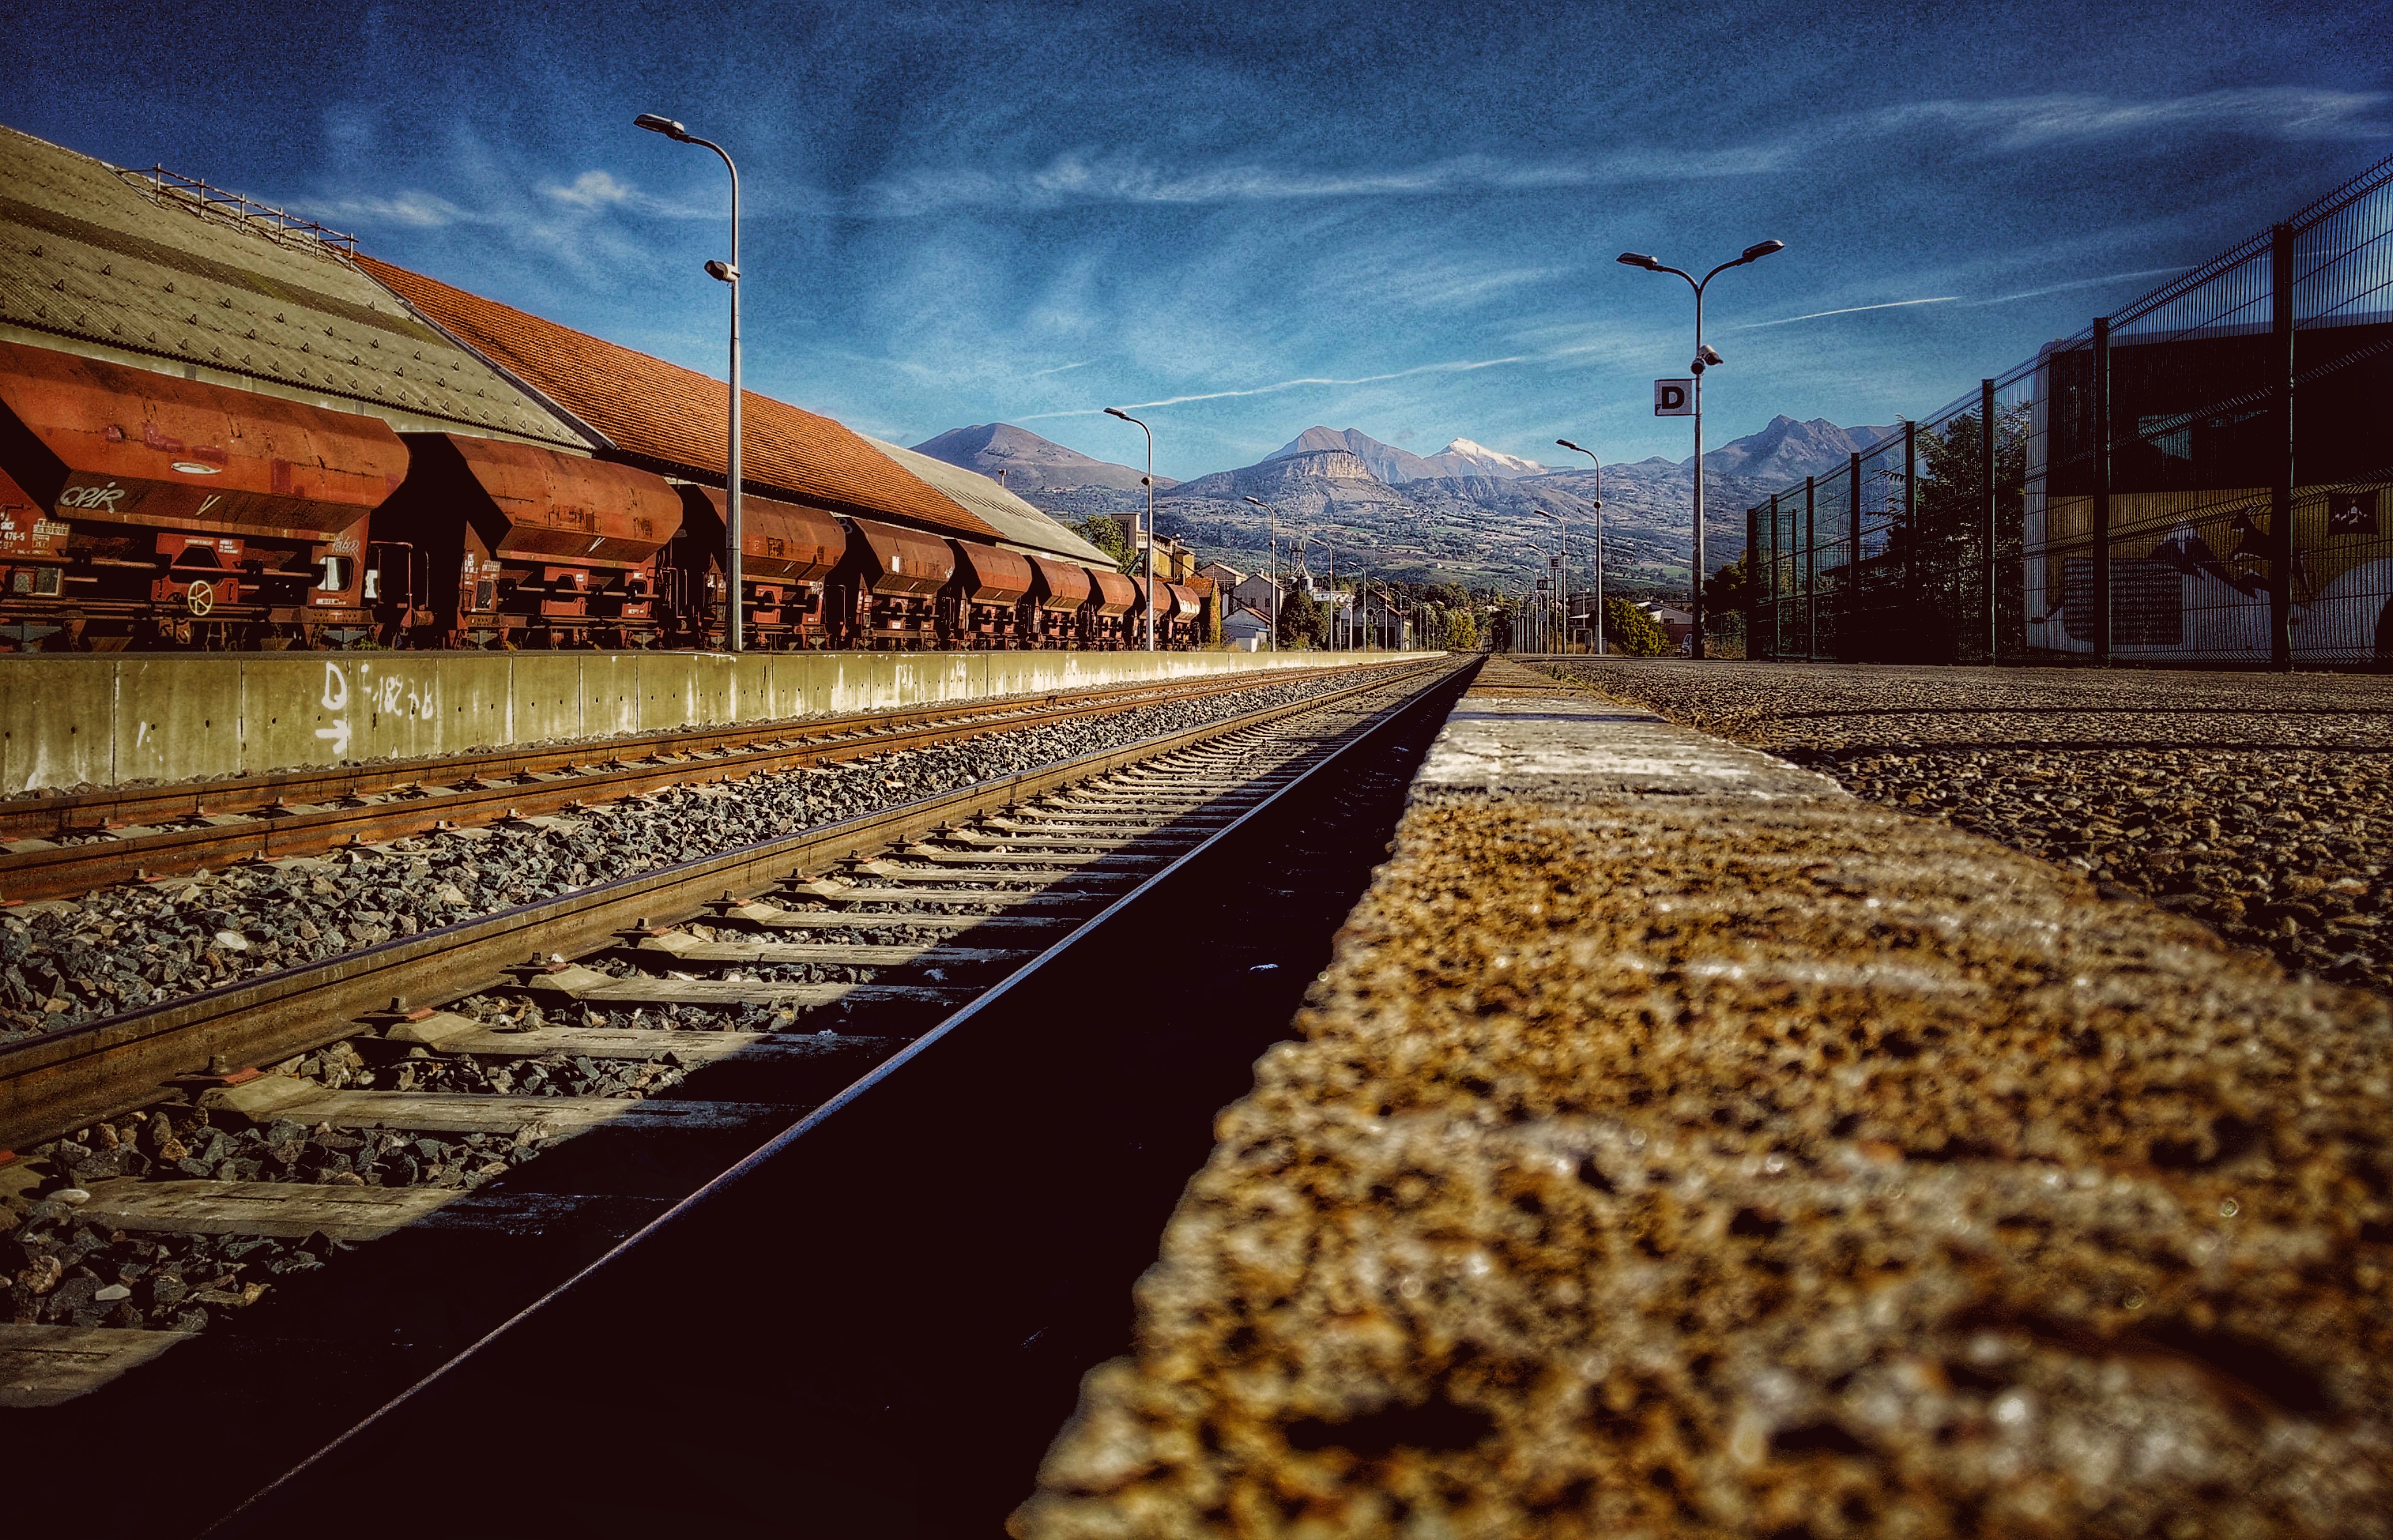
2270, 221, 2295, 671
2093, 316, 2112, 665
1768, 492, 1781, 659
1847, 450, 1863, 661
1981, 378, 1998, 664
1903, 421, 1917, 638
1805, 474, 1817, 662
1745, 503, 1761, 659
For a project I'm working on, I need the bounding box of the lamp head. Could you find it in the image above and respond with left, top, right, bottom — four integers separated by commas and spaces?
634, 113, 690, 141
1740, 239, 1786, 263
1103, 407, 1133, 423
1556, 438, 1587, 454
1617, 252, 1658, 270
705, 259, 738, 284
1242, 496, 1266, 508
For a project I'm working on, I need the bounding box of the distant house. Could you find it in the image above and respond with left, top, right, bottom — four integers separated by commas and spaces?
1229, 571, 1286, 616
1639, 603, 1695, 647
1223, 604, 1274, 650
1357, 592, 1413, 650
1197, 560, 1247, 591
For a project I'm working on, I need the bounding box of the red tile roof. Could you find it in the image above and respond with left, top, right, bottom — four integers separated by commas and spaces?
355, 255, 996, 540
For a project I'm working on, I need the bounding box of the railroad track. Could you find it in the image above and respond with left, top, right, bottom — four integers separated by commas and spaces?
0, 656, 1462, 1482
0, 660, 1376, 901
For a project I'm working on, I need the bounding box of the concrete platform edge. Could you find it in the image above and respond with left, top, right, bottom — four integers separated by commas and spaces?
0, 649, 1417, 793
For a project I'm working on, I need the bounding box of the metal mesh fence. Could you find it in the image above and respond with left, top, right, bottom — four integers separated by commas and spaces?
1750, 151, 2393, 669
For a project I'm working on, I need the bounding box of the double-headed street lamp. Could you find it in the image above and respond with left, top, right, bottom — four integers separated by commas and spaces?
1102, 407, 1157, 650
635, 113, 744, 652
1554, 439, 1606, 655
1241, 496, 1280, 652
1618, 238, 1784, 658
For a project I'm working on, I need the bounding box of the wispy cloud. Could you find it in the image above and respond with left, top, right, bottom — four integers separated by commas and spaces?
1741, 297, 1959, 329
539, 169, 718, 219
859, 143, 1790, 218
848, 86, 2384, 221
543, 169, 638, 209
1883, 87, 2393, 147
311, 190, 479, 228
1016, 354, 1534, 420
1026, 359, 1094, 378
1967, 267, 2191, 305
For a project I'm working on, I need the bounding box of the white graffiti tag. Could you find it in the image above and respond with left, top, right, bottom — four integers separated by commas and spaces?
314, 661, 351, 757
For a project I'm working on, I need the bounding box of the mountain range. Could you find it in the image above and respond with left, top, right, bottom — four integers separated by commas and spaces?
1260, 427, 1549, 482
905, 416, 1898, 593
907, 422, 1179, 495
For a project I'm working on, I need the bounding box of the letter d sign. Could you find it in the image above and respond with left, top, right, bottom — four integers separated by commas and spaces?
1654, 379, 1695, 416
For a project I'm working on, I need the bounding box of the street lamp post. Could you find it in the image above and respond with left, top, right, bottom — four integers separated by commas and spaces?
1535, 508, 1567, 653
1522, 542, 1554, 653
1295, 535, 1334, 650
1103, 408, 1156, 650
1241, 496, 1279, 652
634, 113, 744, 652
1617, 239, 1784, 658
1555, 439, 1606, 655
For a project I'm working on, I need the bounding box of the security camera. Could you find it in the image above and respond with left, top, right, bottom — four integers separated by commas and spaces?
705, 260, 739, 283
1697, 344, 1723, 367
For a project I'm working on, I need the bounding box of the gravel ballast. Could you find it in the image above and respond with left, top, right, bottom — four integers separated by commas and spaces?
0, 668, 1397, 1047
1537, 660, 2393, 996
1015, 661, 2393, 1539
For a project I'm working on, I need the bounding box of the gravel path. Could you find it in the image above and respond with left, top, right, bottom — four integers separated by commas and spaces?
0, 669, 1392, 1047
1016, 661, 2393, 1538
1539, 660, 2393, 995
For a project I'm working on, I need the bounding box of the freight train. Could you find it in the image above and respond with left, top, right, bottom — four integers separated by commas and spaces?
0, 344, 1208, 654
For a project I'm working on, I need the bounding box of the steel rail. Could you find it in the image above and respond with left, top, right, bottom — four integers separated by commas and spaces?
0, 662, 1393, 902
207, 657, 1478, 1540
0, 659, 1444, 1150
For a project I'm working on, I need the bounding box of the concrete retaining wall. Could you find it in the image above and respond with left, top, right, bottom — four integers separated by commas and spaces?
0, 649, 1413, 792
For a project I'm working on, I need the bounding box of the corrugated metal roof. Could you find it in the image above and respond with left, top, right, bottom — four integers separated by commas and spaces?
357, 255, 1001, 542
0, 125, 588, 449
861, 435, 1114, 566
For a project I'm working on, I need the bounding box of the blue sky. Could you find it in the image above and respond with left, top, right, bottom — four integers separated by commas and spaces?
7, 0, 2389, 480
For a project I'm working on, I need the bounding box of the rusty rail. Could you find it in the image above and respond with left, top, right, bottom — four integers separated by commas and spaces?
0, 659, 1452, 1150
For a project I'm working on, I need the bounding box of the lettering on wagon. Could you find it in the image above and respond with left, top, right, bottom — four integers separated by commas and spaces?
57, 480, 133, 511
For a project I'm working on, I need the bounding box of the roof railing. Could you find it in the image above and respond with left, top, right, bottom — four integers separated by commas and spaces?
125, 164, 359, 258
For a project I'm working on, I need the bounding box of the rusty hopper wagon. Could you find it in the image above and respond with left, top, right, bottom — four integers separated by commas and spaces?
1025, 556, 1094, 648
666, 485, 845, 650
945, 539, 1037, 648
1084, 569, 1140, 649
0, 340, 395, 649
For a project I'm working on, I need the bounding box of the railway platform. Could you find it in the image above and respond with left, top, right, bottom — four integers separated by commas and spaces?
1015, 657, 2393, 1538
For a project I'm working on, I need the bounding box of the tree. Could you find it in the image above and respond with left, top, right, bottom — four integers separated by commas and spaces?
1604, 597, 1670, 657
1868, 402, 2032, 663
1276, 588, 1325, 648
1704, 555, 1752, 618
1440, 607, 1480, 651
1073, 515, 1136, 573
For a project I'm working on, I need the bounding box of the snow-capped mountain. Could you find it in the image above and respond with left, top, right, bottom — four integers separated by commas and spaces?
1421, 439, 1546, 479
1263, 427, 1443, 484
1262, 427, 1547, 483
